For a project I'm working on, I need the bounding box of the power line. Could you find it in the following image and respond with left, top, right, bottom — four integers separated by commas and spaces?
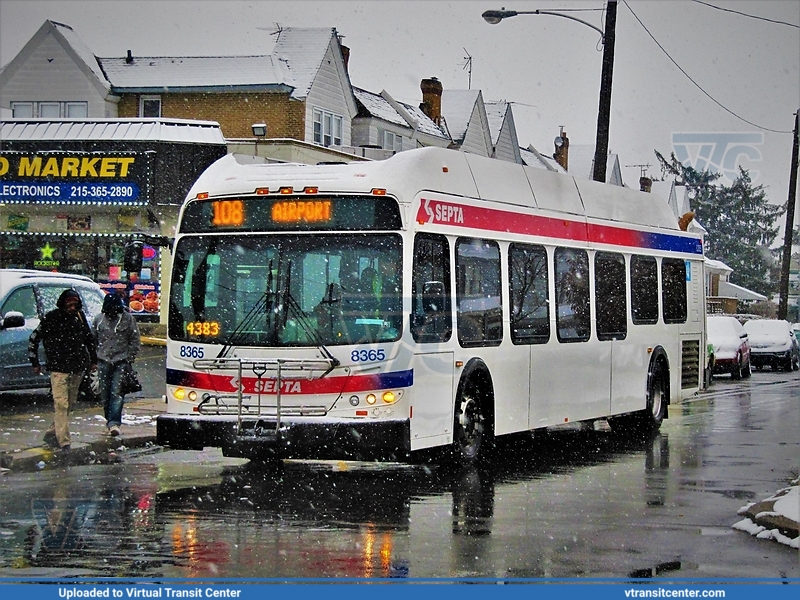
621, 0, 794, 134
691, 0, 799, 29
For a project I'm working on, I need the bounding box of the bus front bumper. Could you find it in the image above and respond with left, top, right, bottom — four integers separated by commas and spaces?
156, 414, 411, 460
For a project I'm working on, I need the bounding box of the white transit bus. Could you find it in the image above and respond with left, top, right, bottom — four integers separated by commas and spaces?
156, 147, 706, 464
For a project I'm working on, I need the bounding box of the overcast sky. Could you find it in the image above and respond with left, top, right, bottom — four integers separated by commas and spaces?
1, 0, 798, 226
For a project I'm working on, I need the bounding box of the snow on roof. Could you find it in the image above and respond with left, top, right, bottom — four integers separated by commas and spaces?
519, 145, 565, 173
718, 280, 767, 301
568, 143, 619, 183
0, 118, 226, 145
484, 101, 508, 146
353, 87, 447, 139
272, 27, 337, 100
99, 55, 285, 92
51, 21, 110, 92
441, 89, 480, 143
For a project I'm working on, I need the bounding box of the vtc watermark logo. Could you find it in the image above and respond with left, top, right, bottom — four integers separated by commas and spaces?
672, 132, 762, 184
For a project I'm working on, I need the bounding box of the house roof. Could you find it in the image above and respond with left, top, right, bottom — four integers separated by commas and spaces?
29, 22, 339, 96
519, 145, 565, 173
484, 101, 509, 146
0, 118, 227, 145
50, 21, 109, 92
353, 87, 447, 139
272, 27, 339, 100
568, 143, 623, 185
718, 280, 767, 301
99, 55, 289, 93
440, 89, 481, 144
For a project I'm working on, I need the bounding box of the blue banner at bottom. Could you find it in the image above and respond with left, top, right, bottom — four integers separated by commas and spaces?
0, 581, 797, 600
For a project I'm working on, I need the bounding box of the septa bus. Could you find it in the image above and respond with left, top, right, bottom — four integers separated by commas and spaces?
155, 147, 706, 464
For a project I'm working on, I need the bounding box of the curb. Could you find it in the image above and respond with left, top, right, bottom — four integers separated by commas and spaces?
741, 490, 800, 540
1, 433, 158, 472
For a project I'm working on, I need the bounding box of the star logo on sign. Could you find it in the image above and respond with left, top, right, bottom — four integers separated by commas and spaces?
40, 242, 57, 260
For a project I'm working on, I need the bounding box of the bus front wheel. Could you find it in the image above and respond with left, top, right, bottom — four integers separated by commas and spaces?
452, 365, 495, 465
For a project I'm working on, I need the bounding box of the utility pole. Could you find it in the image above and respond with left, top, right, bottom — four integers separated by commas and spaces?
592, 0, 617, 183
778, 110, 799, 320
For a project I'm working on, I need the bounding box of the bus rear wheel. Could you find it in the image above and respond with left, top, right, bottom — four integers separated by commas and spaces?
610, 362, 667, 436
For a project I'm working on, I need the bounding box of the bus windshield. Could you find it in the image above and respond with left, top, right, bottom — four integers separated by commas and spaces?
169, 233, 403, 347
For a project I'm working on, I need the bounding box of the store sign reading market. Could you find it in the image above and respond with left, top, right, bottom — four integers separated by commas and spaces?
0, 151, 148, 204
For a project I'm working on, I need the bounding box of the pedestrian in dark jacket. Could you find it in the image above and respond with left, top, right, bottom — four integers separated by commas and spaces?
28, 289, 98, 451
92, 291, 140, 437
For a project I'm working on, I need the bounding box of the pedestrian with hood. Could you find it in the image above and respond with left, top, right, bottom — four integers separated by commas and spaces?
92, 291, 141, 437
28, 289, 98, 452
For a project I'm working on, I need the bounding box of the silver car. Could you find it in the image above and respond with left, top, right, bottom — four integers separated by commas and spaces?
743, 318, 800, 372
0, 269, 105, 394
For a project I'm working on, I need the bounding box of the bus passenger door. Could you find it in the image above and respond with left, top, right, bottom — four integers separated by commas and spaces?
410, 350, 455, 450
409, 233, 455, 450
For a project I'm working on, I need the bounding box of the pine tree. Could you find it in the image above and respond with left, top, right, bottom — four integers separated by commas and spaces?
655, 151, 784, 296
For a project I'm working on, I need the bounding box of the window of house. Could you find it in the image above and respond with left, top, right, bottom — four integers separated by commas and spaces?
383, 131, 402, 152
140, 96, 162, 118
10, 101, 87, 118
39, 102, 60, 118
312, 108, 343, 147
11, 102, 33, 118
65, 102, 88, 118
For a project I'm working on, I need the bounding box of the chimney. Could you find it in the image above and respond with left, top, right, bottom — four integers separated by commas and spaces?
126, 50, 133, 64
420, 77, 443, 126
340, 45, 350, 74
553, 127, 569, 171
639, 176, 653, 193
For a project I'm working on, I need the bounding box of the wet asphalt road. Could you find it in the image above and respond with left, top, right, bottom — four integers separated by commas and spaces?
0, 369, 797, 579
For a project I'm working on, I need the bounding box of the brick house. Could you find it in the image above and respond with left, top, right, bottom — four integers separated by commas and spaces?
0, 20, 358, 147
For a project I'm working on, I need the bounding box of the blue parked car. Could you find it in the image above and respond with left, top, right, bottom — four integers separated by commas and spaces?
0, 269, 105, 395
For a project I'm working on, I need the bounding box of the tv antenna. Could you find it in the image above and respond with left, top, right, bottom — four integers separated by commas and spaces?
462, 48, 473, 89
626, 163, 652, 177
256, 23, 283, 36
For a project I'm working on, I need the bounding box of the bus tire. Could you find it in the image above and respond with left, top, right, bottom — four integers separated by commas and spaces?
451, 361, 495, 465
610, 356, 668, 436
641, 360, 668, 431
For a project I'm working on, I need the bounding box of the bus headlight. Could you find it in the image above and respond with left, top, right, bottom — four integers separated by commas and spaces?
366, 393, 377, 405
174, 387, 186, 400
187, 390, 198, 402
382, 391, 397, 404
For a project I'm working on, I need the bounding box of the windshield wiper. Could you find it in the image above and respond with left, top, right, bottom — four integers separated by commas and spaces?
281, 261, 340, 376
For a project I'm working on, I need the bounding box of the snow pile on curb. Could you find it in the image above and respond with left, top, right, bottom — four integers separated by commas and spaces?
733, 482, 799, 549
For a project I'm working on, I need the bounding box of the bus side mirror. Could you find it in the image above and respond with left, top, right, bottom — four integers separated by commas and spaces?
124, 241, 144, 273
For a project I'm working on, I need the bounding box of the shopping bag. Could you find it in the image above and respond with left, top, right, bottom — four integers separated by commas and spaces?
119, 361, 142, 396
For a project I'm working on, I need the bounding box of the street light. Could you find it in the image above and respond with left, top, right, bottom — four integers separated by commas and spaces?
482, 2, 617, 183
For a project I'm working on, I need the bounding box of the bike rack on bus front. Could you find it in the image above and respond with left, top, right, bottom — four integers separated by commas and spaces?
192, 357, 337, 439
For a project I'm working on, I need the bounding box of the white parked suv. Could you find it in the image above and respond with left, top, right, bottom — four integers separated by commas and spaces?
0, 269, 105, 395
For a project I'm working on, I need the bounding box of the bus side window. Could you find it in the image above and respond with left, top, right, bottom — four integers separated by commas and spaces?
412, 234, 452, 343
595, 251, 627, 341
509, 243, 550, 344
631, 255, 659, 324
662, 258, 688, 324
456, 238, 502, 348
555, 247, 590, 343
